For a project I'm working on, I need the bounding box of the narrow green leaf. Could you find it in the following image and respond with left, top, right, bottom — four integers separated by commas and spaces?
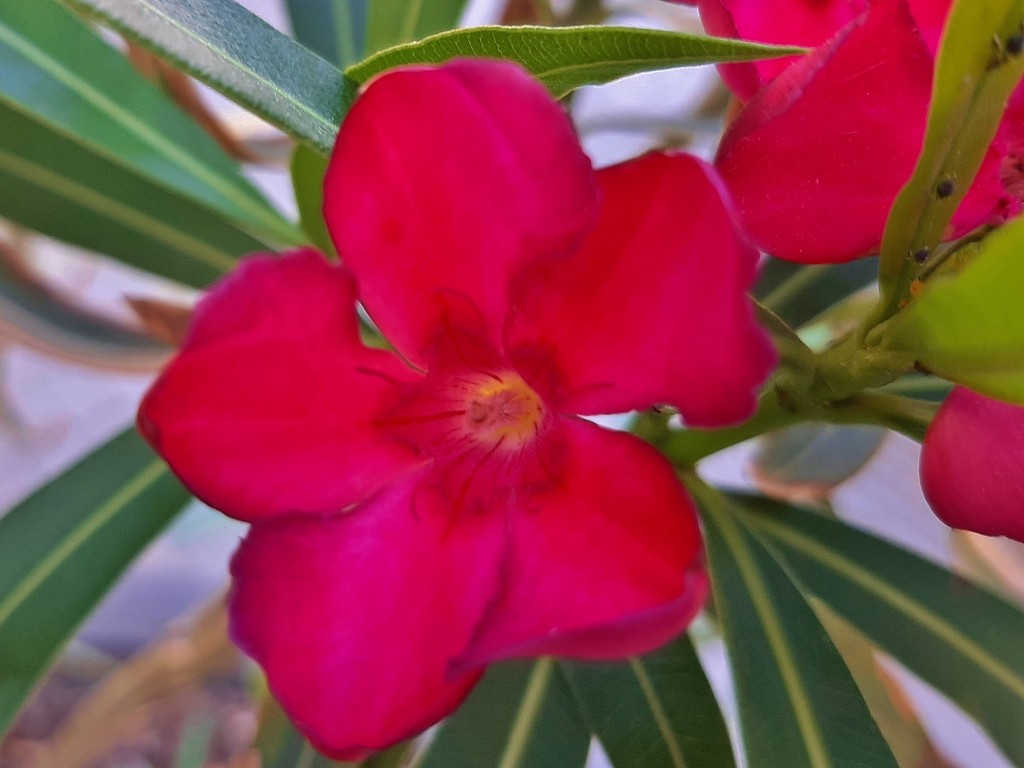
0, 102, 258, 287
364, 742, 416, 768
254, 698, 350, 768
291, 144, 336, 258
347, 26, 804, 97
876, 0, 1024, 316
563, 636, 737, 768
418, 660, 590, 768
876, 374, 952, 403
62, 0, 358, 155
287, 0, 368, 67
752, 424, 887, 497
1, 0, 299, 247
736, 494, 1024, 766
755, 258, 877, 329
0, 429, 191, 738
367, 0, 465, 54
695, 485, 898, 768
881, 214, 1024, 403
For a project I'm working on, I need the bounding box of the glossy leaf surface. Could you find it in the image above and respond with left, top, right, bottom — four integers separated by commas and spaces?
347, 26, 804, 97
698, 488, 898, 768
563, 636, 737, 768
0, 0, 298, 246
0, 429, 190, 738
63, 0, 357, 154
737, 494, 1024, 766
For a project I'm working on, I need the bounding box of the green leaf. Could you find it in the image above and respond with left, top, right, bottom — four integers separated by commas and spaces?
62, 0, 358, 155
0, 429, 191, 738
367, 0, 465, 54
347, 26, 805, 97
254, 697, 354, 767
876, 0, 1024, 316
880, 214, 1024, 403
736, 494, 1024, 766
287, 0, 368, 67
695, 485, 899, 768
290, 144, 336, 258
418, 660, 590, 768
755, 259, 877, 329
0, 0, 299, 247
563, 636, 737, 768
876, 374, 952, 403
752, 424, 887, 498
0, 102, 258, 287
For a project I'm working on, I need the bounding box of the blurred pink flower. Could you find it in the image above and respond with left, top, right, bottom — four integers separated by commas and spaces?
921, 387, 1024, 541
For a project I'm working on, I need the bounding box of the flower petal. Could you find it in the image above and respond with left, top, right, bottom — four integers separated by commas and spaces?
229, 473, 507, 760
507, 152, 775, 427
138, 249, 424, 522
456, 418, 707, 666
697, 0, 866, 100
715, 0, 934, 263
920, 387, 1024, 541
324, 59, 598, 366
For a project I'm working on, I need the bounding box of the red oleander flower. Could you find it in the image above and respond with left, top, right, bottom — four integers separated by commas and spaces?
710, 0, 1024, 263
688, 0, 948, 100
920, 387, 1024, 541
137, 60, 775, 758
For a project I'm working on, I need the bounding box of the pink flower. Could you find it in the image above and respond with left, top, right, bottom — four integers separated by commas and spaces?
711, 0, 1022, 263
920, 387, 1024, 541
138, 60, 775, 758
690, 0, 948, 100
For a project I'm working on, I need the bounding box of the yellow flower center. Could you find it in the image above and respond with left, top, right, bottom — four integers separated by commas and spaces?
463, 372, 545, 447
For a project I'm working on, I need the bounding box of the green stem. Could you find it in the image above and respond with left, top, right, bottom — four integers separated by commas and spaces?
659, 389, 937, 467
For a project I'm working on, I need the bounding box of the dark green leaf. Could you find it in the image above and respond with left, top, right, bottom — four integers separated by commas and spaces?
287, 0, 368, 66
695, 485, 898, 768
62, 0, 358, 155
347, 26, 805, 97
367, 0, 465, 54
881, 214, 1024, 403
418, 660, 590, 768
0, 429, 191, 738
1, 0, 299, 246
755, 258, 877, 329
876, 0, 1024, 316
736, 494, 1024, 766
0, 102, 259, 287
563, 636, 736, 768
290, 144, 336, 258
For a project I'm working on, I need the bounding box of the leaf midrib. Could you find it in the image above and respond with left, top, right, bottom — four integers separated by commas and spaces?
749, 515, 1024, 701
0, 12, 298, 243
0, 460, 169, 628
714, 508, 832, 768
0, 148, 237, 271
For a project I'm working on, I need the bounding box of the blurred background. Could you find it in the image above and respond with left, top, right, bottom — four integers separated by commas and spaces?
2, 1, 1024, 766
